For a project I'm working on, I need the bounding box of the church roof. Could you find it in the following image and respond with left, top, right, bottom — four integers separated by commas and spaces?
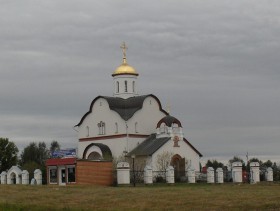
127, 134, 170, 156
157, 115, 182, 128
112, 61, 138, 76
127, 134, 203, 157
76, 94, 168, 126
112, 42, 138, 77
103, 95, 148, 121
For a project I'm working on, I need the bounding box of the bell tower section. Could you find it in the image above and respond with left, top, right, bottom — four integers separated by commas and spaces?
112, 42, 139, 99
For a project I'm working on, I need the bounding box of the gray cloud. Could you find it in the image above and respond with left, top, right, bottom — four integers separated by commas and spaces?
0, 0, 280, 164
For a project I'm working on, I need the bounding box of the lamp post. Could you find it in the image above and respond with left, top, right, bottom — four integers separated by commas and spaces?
131, 154, 136, 187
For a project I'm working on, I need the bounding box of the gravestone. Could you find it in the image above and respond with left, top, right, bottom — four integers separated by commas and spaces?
30, 178, 36, 185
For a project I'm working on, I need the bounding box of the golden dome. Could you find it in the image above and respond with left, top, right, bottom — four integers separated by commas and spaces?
112, 58, 138, 76
112, 42, 139, 77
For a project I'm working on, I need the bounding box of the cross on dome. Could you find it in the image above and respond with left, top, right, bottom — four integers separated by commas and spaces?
120, 42, 127, 59
112, 42, 138, 77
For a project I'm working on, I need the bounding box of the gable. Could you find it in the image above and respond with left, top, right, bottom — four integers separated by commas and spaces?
76, 94, 168, 126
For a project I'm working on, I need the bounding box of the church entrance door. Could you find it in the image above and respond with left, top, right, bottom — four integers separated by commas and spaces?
171, 155, 185, 181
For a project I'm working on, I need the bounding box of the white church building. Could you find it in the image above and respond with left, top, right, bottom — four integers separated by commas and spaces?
75, 43, 202, 177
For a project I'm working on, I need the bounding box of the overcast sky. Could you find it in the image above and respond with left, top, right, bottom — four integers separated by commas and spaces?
1, 0, 279, 164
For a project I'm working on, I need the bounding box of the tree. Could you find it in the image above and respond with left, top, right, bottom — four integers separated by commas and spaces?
50, 140, 60, 155
272, 162, 280, 181
155, 151, 174, 182
20, 142, 48, 166
262, 160, 273, 168
248, 157, 262, 165
228, 156, 246, 170
156, 151, 174, 172
20, 142, 49, 184
205, 159, 224, 170
0, 138, 18, 172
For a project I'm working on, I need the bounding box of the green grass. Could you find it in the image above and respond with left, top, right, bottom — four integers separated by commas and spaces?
1, 183, 280, 210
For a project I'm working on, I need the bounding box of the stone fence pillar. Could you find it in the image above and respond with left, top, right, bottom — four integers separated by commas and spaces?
0, 172, 7, 184
207, 167, 215, 183
250, 162, 260, 184
166, 166, 174, 184
187, 166, 196, 183
144, 165, 153, 184
22, 170, 29, 185
265, 167, 273, 182
117, 162, 130, 185
34, 169, 42, 185
232, 162, 242, 183
216, 168, 224, 183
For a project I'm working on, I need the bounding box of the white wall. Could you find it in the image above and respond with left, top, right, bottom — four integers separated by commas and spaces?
151, 138, 200, 172
113, 75, 138, 98
77, 95, 167, 159
78, 137, 147, 159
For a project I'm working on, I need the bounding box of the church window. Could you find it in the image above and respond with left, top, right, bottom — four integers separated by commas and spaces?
150, 100, 152, 105
160, 123, 168, 134
124, 80, 128, 92
133, 81, 135, 93
115, 122, 118, 133
88, 151, 102, 160
86, 126, 89, 137
135, 122, 138, 133
67, 166, 75, 183
172, 123, 179, 133
97, 121, 106, 135
116, 81, 119, 93
100, 101, 102, 106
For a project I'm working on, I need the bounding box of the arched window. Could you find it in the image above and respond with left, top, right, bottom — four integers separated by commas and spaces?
116, 81, 119, 93
133, 81, 135, 93
172, 123, 180, 133
88, 152, 102, 160
124, 80, 128, 92
97, 121, 105, 135
115, 122, 118, 133
86, 126, 89, 137
160, 123, 168, 134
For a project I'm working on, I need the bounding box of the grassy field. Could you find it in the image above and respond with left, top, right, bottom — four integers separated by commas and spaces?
1, 183, 280, 210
